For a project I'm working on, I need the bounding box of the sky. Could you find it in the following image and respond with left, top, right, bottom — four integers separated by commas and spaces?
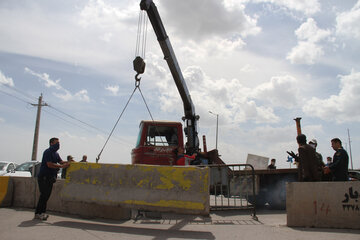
0, 0, 359, 169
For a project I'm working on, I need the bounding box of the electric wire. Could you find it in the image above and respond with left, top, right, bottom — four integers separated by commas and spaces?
0, 88, 32, 105
42, 108, 132, 146
47, 105, 109, 136
0, 82, 37, 102
1, 85, 131, 146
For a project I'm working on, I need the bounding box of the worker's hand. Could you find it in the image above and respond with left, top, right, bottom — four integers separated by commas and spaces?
61, 162, 70, 168
323, 166, 331, 175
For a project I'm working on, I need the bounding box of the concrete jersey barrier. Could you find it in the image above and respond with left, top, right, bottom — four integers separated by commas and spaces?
61, 163, 210, 215
287, 182, 360, 229
0, 176, 13, 207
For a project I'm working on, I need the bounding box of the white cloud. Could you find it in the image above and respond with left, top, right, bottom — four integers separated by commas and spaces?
287, 18, 331, 65
261, 0, 320, 16
0, 117, 5, 123
78, 0, 135, 29
147, 54, 280, 124
224, 0, 320, 16
159, 0, 261, 41
0, 70, 15, 87
239, 64, 255, 73
303, 70, 360, 123
295, 18, 331, 42
25, 67, 62, 90
336, 0, 360, 39
25, 67, 90, 102
105, 85, 119, 96
287, 41, 324, 65
74, 90, 90, 102
253, 75, 300, 109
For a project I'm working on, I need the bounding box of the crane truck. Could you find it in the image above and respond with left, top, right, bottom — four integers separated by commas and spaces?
131, 0, 298, 209
131, 0, 222, 166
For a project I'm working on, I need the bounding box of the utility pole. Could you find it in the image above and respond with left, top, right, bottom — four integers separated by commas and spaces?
347, 129, 353, 170
31, 94, 47, 161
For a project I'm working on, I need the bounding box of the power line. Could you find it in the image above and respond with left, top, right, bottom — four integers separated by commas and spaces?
0, 88, 32, 105
43, 108, 132, 146
0, 82, 37, 102
47, 105, 113, 136
1, 84, 133, 147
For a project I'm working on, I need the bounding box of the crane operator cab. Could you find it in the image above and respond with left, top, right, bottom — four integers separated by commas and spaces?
132, 120, 184, 165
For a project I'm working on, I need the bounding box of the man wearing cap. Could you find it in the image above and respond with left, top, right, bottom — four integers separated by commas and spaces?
309, 139, 325, 180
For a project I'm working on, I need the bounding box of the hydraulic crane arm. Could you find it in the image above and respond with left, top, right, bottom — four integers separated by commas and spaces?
139, 0, 199, 154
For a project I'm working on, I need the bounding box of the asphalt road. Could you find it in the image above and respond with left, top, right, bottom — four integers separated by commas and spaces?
1, 208, 359, 240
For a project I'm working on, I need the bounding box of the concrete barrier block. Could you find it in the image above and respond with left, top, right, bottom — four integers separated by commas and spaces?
11, 177, 37, 208
287, 182, 360, 229
62, 163, 210, 215
48, 180, 131, 220
0, 176, 13, 207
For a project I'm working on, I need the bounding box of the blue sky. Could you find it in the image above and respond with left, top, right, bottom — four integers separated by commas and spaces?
0, 0, 359, 169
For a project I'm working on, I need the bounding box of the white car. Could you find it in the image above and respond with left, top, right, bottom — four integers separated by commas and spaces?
0, 161, 17, 176
5, 161, 40, 177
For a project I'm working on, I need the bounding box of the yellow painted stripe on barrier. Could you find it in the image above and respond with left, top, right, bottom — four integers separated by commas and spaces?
0, 176, 10, 204
123, 199, 205, 210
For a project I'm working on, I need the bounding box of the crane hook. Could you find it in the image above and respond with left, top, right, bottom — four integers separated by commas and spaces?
133, 56, 145, 87
135, 73, 141, 87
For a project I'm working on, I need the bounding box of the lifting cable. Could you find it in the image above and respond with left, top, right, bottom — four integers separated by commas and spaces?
95, 80, 157, 163
96, 10, 155, 163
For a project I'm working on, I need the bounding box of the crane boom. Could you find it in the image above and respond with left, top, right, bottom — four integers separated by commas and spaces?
140, 0, 199, 154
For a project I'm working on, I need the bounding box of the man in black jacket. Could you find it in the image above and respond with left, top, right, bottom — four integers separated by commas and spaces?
324, 138, 349, 181
34, 137, 69, 220
296, 134, 320, 182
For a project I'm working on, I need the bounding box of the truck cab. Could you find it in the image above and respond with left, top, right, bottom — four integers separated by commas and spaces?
131, 120, 184, 165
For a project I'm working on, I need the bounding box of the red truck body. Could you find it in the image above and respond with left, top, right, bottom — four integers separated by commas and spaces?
131, 121, 184, 165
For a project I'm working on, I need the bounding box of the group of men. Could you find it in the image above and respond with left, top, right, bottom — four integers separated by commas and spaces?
289, 134, 349, 182
34, 135, 349, 221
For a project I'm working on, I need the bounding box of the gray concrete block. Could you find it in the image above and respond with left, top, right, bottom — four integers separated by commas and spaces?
287, 182, 360, 229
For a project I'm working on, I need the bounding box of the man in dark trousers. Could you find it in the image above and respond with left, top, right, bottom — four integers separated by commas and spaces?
34, 137, 69, 220
296, 134, 320, 182
324, 138, 349, 181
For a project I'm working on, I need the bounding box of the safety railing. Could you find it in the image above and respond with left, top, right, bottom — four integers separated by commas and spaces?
209, 164, 257, 220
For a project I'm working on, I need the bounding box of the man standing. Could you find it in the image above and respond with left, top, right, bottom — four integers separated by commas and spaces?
267, 159, 276, 170
309, 139, 325, 179
296, 134, 320, 182
324, 138, 349, 181
35, 138, 69, 220
61, 155, 75, 179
